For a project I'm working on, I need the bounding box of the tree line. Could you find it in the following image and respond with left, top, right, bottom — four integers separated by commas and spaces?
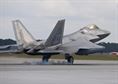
0, 39, 16, 46
98, 42, 118, 53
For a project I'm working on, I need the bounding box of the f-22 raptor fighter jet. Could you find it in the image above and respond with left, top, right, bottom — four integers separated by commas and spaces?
0, 19, 110, 64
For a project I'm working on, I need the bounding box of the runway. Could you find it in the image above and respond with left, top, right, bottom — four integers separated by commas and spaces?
0, 58, 118, 84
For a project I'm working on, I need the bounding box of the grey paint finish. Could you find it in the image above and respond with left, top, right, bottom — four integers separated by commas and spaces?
45, 19, 65, 47
0, 20, 110, 62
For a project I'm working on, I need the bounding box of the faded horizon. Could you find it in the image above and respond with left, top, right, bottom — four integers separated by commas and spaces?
0, 0, 118, 43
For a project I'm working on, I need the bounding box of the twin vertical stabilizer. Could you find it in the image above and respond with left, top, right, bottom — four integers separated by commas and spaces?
12, 20, 36, 48
45, 19, 65, 47
12, 19, 65, 49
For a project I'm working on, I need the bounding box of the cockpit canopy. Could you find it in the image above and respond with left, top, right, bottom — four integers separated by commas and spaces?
80, 24, 99, 34
86, 24, 99, 30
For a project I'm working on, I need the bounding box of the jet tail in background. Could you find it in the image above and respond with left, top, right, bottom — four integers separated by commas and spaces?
45, 19, 65, 47
12, 20, 36, 48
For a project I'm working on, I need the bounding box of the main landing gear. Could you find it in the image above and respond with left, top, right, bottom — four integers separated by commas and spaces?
65, 54, 74, 64
42, 54, 74, 64
42, 55, 51, 64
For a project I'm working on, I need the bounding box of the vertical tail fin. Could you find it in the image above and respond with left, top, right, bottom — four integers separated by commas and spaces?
12, 20, 36, 48
45, 19, 65, 47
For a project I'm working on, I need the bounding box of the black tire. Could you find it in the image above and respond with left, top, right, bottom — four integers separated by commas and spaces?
67, 56, 74, 64
42, 55, 51, 64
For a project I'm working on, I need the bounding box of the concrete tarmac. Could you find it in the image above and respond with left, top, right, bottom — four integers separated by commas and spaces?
0, 58, 118, 84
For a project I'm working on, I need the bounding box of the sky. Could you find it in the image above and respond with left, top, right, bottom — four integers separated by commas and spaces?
0, 0, 118, 43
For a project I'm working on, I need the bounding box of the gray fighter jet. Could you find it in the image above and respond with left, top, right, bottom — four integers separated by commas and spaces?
0, 19, 110, 64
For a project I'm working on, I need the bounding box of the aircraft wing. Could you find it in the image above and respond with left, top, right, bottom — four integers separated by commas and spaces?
60, 37, 104, 54
0, 44, 17, 50
37, 37, 104, 55
0, 50, 19, 53
0, 44, 23, 53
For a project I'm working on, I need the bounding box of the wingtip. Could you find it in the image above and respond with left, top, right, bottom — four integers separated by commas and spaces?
59, 19, 65, 22
12, 19, 20, 22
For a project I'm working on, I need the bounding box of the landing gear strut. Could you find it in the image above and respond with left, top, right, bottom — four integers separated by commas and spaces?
65, 54, 74, 64
42, 55, 51, 64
